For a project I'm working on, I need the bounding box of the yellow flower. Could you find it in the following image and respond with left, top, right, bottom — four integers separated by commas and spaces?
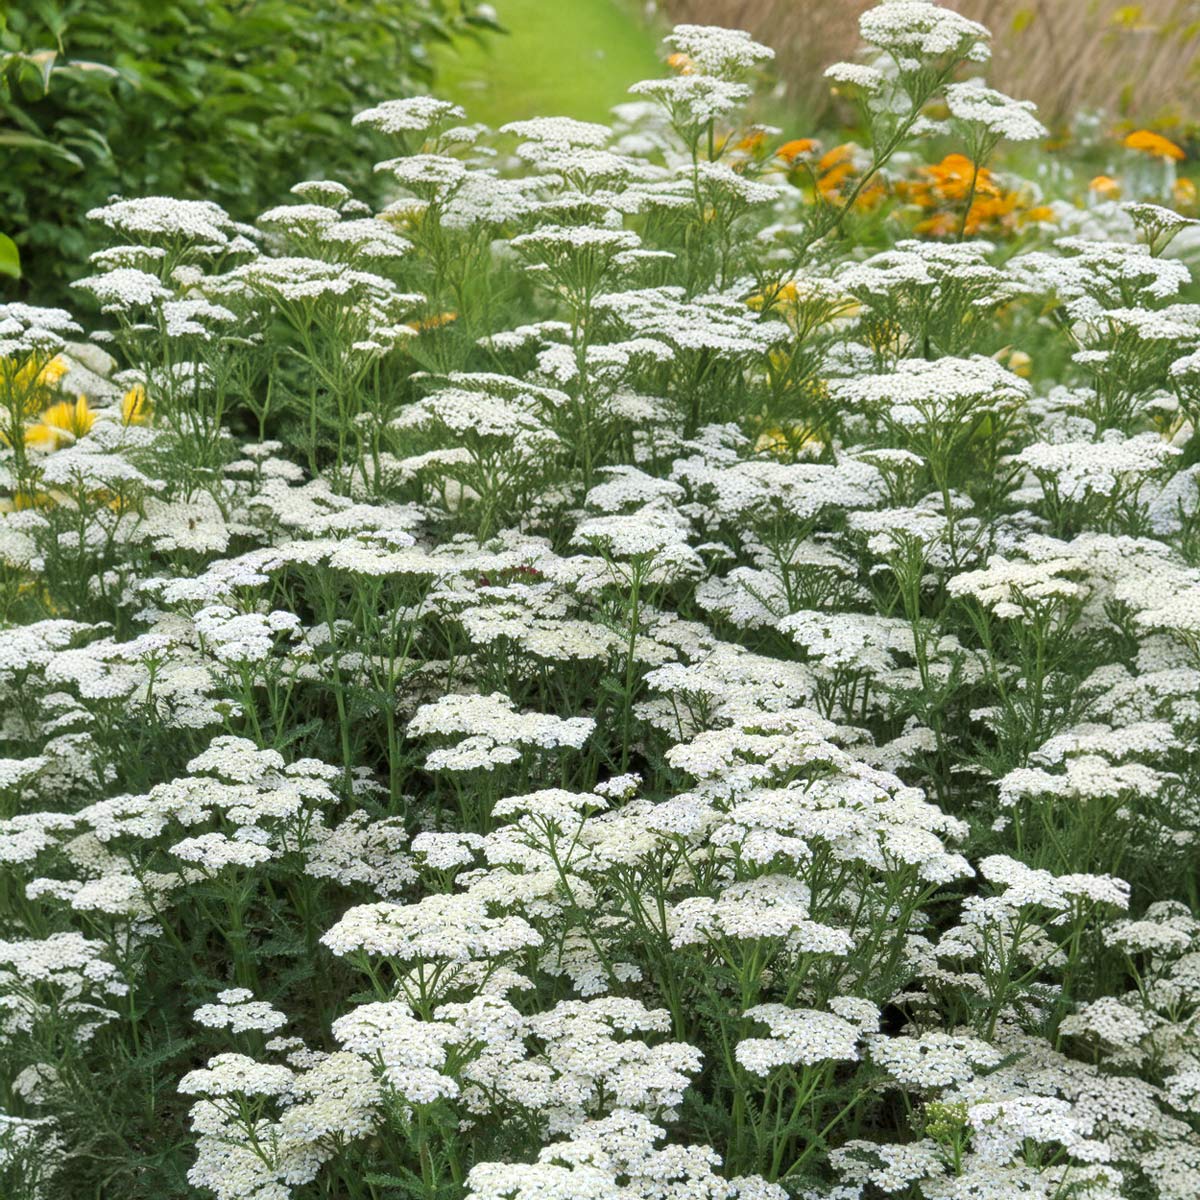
17, 353, 69, 392
0, 490, 54, 512
121, 384, 151, 426
754, 423, 824, 460
1003, 348, 1033, 378
1123, 129, 1185, 161
1149, 403, 1189, 443
2, 353, 70, 415
25, 395, 95, 449
381, 203, 426, 231
406, 311, 458, 333
747, 281, 798, 312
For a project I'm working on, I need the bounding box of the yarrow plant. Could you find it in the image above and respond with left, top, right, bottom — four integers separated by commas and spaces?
2, 3, 1200, 1199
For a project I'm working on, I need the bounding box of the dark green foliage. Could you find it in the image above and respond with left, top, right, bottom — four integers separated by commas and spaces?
0, 0, 499, 304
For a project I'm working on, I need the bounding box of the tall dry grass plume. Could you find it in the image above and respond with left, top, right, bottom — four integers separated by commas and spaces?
655, 0, 1200, 131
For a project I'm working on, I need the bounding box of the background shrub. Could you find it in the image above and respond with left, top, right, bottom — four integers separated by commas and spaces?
0, 0, 498, 303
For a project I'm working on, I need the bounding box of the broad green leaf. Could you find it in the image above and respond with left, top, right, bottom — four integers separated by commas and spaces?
0, 129, 85, 166
60, 59, 122, 80
0, 233, 20, 279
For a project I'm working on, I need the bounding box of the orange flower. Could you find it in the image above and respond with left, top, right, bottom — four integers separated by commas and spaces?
1088, 175, 1121, 200
814, 144, 866, 202
906, 154, 1038, 237
817, 143, 855, 175
776, 138, 819, 165
818, 161, 857, 197
666, 51, 694, 75
920, 154, 1002, 203
965, 192, 1020, 235
1123, 129, 1185, 161
733, 127, 769, 157
914, 211, 960, 237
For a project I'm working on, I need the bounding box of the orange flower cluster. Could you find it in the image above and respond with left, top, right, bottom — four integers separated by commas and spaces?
1090, 173, 1197, 213
898, 153, 1054, 237
1123, 129, 1185, 161
774, 139, 887, 210
1089, 130, 1195, 213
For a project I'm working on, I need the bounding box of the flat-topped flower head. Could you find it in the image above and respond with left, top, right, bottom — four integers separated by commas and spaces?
351, 96, 466, 135
85, 196, 239, 248
500, 116, 612, 147
290, 179, 354, 208
736, 1004, 864, 1074
1123, 201, 1200, 254
662, 25, 774, 80
193, 989, 287, 1035
859, 1, 991, 65
320, 892, 541, 962
0, 304, 83, 359
946, 80, 1047, 144
629, 75, 752, 126
830, 355, 1030, 426
73, 268, 172, 314
178, 1052, 294, 1098
870, 1029, 1003, 1089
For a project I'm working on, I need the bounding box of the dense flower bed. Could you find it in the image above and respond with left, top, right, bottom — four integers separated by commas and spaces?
2, 5, 1200, 1199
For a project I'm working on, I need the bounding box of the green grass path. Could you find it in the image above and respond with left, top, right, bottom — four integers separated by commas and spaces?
434, 0, 662, 126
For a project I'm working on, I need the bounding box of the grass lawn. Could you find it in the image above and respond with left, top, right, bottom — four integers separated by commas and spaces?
433, 0, 662, 126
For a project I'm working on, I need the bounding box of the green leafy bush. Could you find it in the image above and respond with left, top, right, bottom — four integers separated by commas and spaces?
0, 0, 496, 303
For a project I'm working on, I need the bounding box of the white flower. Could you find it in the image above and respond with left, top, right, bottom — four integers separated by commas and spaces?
178, 1053, 294, 1097
946, 80, 1047, 143
169, 832, 275, 872
859, 2, 991, 64
194, 990, 288, 1035
663, 25, 773, 78
500, 116, 612, 146
870, 1031, 1002, 1089
736, 1004, 863, 1074
73, 269, 172, 313
351, 96, 465, 134
321, 893, 541, 962
85, 196, 238, 246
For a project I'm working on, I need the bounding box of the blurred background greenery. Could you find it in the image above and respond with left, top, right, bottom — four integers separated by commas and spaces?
3, 0, 1199, 305
433, 0, 660, 125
